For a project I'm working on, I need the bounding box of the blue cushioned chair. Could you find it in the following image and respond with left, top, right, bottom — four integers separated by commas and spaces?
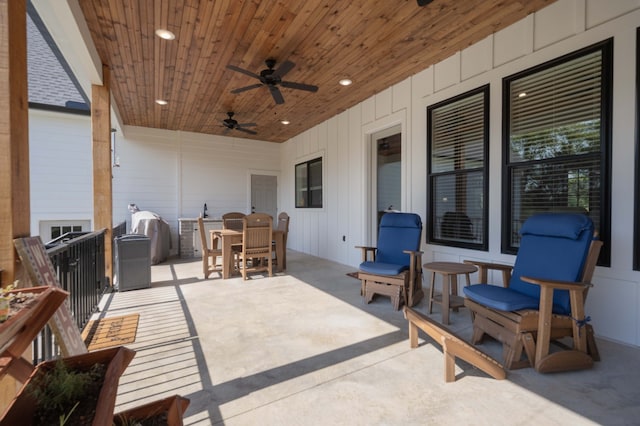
356, 212, 424, 310
463, 213, 602, 372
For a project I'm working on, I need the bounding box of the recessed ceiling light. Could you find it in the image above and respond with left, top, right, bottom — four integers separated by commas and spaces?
281, 120, 290, 125
518, 92, 527, 98
339, 78, 352, 86
155, 29, 175, 40
155, 99, 168, 105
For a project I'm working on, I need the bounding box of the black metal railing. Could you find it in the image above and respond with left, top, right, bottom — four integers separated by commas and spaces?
32, 225, 122, 363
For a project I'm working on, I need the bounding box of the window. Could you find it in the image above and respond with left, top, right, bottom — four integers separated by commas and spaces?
40, 220, 90, 243
295, 157, 323, 208
633, 28, 640, 271
503, 40, 612, 265
427, 85, 489, 250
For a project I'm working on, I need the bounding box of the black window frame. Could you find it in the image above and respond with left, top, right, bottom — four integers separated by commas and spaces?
634, 28, 640, 271
502, 39, 613, 266
427, 84, 490, 250
295, 157, 323, 208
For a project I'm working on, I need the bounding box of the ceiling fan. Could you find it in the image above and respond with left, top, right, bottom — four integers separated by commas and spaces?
221, 112, 257, 135
227, 59, 319, 105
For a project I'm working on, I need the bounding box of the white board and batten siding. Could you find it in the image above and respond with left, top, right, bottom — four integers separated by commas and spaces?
111, 127, 281, 252
28, 0, 640, 348
280, 0, 640, 347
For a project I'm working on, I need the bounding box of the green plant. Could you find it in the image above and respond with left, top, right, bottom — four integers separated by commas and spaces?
27, 359, 107, 425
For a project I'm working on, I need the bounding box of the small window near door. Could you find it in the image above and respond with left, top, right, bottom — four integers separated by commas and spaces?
295, 157, 323, 208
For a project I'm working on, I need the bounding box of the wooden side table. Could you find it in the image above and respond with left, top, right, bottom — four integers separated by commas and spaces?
424, 261, 477, 325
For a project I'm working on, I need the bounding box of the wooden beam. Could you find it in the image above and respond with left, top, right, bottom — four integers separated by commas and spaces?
0, 0, 30, 412
0, 0, 30, 287
92, 64, 113, 284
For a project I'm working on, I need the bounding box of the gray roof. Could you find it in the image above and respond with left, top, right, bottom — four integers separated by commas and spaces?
27, 10, 88, 109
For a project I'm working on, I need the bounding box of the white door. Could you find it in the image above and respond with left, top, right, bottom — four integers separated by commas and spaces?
251, 174, 278, 219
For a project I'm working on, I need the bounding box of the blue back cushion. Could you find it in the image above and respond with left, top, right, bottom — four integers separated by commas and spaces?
509, 213, 594, 314
375, 213, 422, 266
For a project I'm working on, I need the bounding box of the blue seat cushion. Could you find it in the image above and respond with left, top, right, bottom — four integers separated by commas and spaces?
463, 284, 543, 312
463, 213, 594, 315
359, 261, 408, 276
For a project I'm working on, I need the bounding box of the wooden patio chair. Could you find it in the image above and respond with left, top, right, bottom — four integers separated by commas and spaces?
273, 212, 290, 268
197, 217, 222, 279
222, 212, 245, 272
462, 212, 603, 373
356, 212, 424, 310
240, 213, 274, 280
222, 212, 246, 230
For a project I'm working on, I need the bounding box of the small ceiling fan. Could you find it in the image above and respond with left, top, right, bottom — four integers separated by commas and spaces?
227, 59, 319, 105
221, 112, 257, 135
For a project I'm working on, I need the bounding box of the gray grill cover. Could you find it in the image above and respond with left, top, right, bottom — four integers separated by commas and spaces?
131, 210, 171, 264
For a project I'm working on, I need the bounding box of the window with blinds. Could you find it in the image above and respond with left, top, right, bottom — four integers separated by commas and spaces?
427, 85, 489, 250
295, 157, 323, 208
503, 40, 612, 265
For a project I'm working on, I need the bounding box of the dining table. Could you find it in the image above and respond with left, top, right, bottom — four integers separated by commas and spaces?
211, 228, 285, 279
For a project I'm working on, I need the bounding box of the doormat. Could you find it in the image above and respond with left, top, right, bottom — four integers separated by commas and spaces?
346, 272, 360, 280
81, 314, 139, 351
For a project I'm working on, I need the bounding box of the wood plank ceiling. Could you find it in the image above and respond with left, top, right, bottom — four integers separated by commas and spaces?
79, 0, 556, 143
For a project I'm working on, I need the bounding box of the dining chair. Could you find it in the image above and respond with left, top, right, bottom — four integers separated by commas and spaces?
240, 213, 274, 280
222, 212, 246, 230
273, 212, 290, 269
197, 217, 222, 279
222, 212, 245, 271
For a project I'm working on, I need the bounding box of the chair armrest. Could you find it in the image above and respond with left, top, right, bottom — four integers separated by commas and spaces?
520, 276, 592, 291
355, 246, 377, 262
463, 260, 513, 287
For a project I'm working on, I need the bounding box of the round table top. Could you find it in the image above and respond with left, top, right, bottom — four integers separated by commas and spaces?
423, 261, 477, 274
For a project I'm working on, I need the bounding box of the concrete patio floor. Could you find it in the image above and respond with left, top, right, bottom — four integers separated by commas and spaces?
96, 250, 640, 425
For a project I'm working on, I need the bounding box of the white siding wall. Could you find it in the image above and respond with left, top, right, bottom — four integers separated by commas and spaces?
281, 0, 640, 347
111, 127, 281, 252
29, 109, 92, 235
28, 0, 640, 347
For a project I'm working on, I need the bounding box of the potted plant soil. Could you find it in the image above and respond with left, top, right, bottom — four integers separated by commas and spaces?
0, 346, 136, 426
113, 395, 190, 426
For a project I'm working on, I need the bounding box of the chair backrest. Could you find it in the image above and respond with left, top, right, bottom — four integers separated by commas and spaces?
276, 212, 290, 233
197, 217, 208, 252
510, 213, 595, 315
223, 212, 245, 231
242, 213, 273, 251
376, 212, 422, 266
441, 211, 473, 240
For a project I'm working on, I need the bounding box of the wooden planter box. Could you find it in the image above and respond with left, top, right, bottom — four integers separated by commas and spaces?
0, 286, 69, 382
113, 395, 190, 426
0, 346, 136, 426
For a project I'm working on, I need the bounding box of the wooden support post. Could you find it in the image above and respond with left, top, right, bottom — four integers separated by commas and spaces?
0, 0, 30, 410
92, 65, 113, 285
0, 0, 30, 287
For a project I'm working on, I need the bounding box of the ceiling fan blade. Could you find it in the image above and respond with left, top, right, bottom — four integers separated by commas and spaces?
280, 80, 318, 92
222, 127, 231, 134
227, 64, 260, 79
273, 60, 295, 78
236, 127, 257, 135
231, 83, 263, 94
269, 86, 285, 104
237, 122, 257, 127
